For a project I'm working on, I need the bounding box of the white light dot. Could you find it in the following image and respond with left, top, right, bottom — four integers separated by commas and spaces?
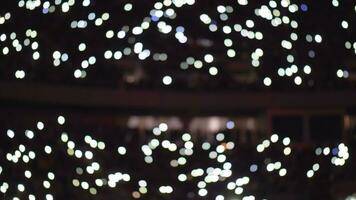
78, 43, 86, 51
57, 116, 65, 125
24, 171, 32, 178
114, 51, 122, 60
33, 52, 40, 60
46, 194, 53, 200
159, 123, 168, 132
37, 121, 44, 130
44, 146, 52, 154
117, 31, 126, 39
341, 20, 349, 29
284, 147, 292, 155
304, 65, 311, 74
294, 76, 302, 85
204, 54, 214, 63
314, 34, 322, 43
278, 68, 285, 76
104, 50, 112, 59
17, 184, 25, 192
198, 188, 208, 196
118, 146, 127, 155
124, 3, 133, 11
336, 69, 344, 78
246, 19, 254, 28
132, 27, 143, 35
209, 67, 218, 76
271, 134, 279, 143
279, 168, 287, 176
283, 137, 291, 146
53, 51, 61, 59
162, 76, 172, 85
307, 170, 314, 178
263, 77, 272, 86
15, 70, 26, 79
74, 69, 82, 78
227, 49, 236, 57
106, 30, 114, 38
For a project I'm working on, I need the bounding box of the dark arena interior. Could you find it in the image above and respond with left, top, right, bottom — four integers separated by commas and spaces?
0, 0, 356, 200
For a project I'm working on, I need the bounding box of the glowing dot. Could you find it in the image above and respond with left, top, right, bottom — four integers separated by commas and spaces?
238, 0, 248, 5
15, 70, 25, 79
263, 77, 272, 86
204, 54, 214, 63
88, 56, 96, 65
104, 50, 113, 59
312, 163, 320, 171
57, 116, 65, 125
53, 51, 61, 59
132, 191, 141, 199
304, 65, 311, 74
200, 14, 211, 24
279, 168, 287, 176
117, 31, 126, 39
337, 69, 344, 78
46, 194, 53, 200
277, 68, 285, 77
17, 184, 25, 192
44, 146, 52, 154
159, 123, 168, 132
132, 27, 143, 35
246, 19, 254, 28
341, 20, 349, 29
178, 174, 187, 182
223, 26, 232, 34
283, 137, 291, 145
162, 76, 172, 85
118, 146, 127, 155
294, 76, 302, 85
74, 69, 82, 78
124, 3, 133, 11
271, 134, 279, 143
227, 49, 236, 57
101, 13, 109, 20
198, 188, 208, 196
323, 147, 330, 155
114, 51, 122, 60
25, 171, 32, 178
78, 43, 86, 51
209, 67, 218, 76
343, 70, 349, 78
284, 147, 292, 155
33, 52, 40, 60
301, 4, 308, 11
307, 170, 314, 178
314, 34, 322, 43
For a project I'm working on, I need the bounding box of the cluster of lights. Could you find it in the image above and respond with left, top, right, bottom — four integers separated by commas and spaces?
0, 115, 351, 199
0, 12, 11, 25
0, 0, 353, 88
308, 143, 350, 179
52, 50, 69, 67
337, 69, 350, 79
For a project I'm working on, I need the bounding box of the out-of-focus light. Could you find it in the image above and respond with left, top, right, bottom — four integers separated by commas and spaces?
162, 76, 172, 85
263, 77, 272, 86
57, 116, 65, 125
209, 67, 218, 76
